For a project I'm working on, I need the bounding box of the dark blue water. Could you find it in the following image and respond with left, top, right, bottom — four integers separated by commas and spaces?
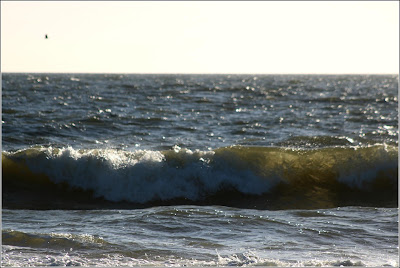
2, 74, 398, 151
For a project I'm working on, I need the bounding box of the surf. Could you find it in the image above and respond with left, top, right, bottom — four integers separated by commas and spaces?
2, 144, 398, 210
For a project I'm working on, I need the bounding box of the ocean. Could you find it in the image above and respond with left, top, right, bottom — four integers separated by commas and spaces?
1, 73, 398, 266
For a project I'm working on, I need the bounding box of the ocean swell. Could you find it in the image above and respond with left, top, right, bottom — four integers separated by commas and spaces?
2, 145, 398, 209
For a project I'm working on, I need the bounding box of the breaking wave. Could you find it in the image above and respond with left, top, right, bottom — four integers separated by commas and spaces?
2, 144, 398, 209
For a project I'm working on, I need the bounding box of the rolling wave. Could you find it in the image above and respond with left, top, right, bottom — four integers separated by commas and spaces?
3, 145, 398, 210
2, 229, 109, 250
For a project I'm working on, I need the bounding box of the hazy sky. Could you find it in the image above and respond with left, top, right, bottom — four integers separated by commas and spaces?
1, 1, 399, 74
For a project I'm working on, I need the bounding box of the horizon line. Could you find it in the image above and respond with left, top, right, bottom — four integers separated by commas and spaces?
2, 71, 399, 76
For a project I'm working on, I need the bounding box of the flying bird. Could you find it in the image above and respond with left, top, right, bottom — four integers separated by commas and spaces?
45, 34, 48, 39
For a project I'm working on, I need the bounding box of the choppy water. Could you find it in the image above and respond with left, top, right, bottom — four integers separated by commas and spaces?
2, 207, 398, 267
2, 74, 398, 150
2, 73, 399, 266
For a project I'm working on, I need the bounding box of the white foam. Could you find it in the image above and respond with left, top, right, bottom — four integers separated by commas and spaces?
24, 147, 272, 203
4, 246, 386, 267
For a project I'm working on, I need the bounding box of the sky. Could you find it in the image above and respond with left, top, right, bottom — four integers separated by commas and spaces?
1, 1, 399, 74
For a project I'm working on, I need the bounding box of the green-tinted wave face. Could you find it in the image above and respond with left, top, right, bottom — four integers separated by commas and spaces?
2, 145, 398, 210
214, 145, 398, 209
2, 229, 110, 250
215, 145, 397, 187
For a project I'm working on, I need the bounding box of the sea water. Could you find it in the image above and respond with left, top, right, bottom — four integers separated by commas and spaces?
2, 73, 398, 266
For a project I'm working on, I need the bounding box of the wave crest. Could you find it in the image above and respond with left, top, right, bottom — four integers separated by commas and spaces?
3, 145, 398, 209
